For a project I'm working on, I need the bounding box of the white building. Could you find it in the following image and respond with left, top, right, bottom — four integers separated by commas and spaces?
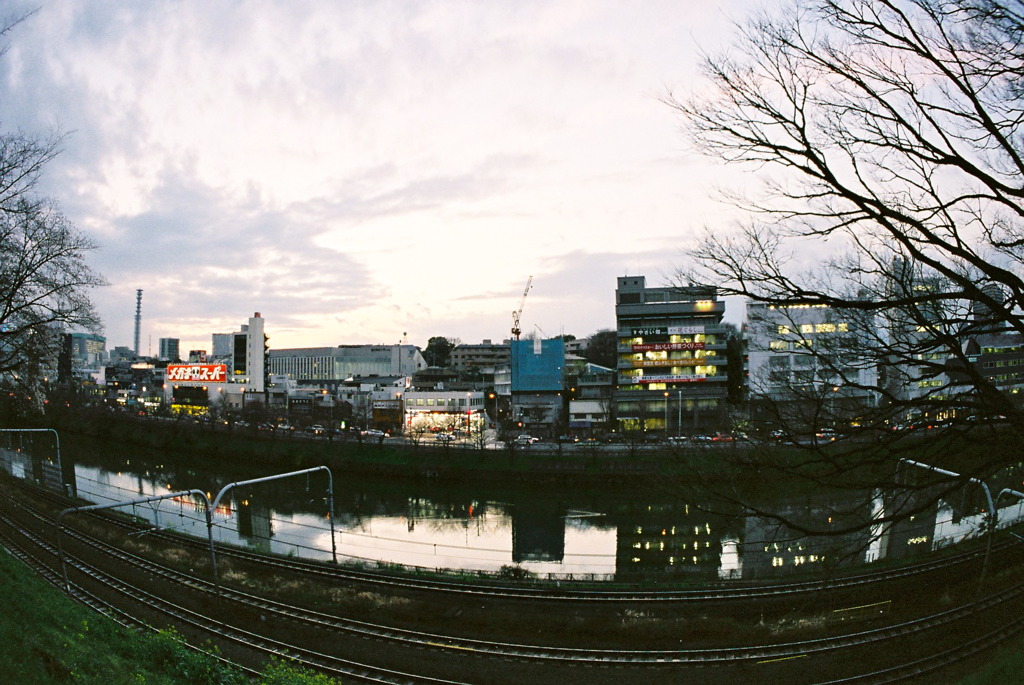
746, 303, 879, 429
268, 344, 425, 390
404, 389, 486, 434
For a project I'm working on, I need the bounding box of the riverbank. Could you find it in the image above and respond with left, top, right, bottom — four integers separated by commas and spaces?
30, 406, 1012, 510
39, 408, 710, 487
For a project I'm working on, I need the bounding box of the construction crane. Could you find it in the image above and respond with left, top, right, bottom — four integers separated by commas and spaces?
511, 275, 533, 340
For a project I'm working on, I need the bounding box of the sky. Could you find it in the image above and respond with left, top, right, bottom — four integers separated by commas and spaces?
0, 0, 749, 355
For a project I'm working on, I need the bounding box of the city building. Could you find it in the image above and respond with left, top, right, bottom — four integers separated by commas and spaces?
564, 338, 590, 356
66, 332, 106, 371
211, 333, 233, 361
336, 376, 407, 432
510, 337, 565, 435
104, 360, 164, 411
449, 340, 510, 375
268, 344, 425, 392
745, 302, 879, 431
567, 363, 615, 435
614, 276, 732, 434
403, 389, 486, 435
231, 313, 267, 392
158, 337, 180, 362
162, 312, 268, 414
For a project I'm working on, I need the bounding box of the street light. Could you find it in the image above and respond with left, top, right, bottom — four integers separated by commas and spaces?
677, 390, 683, 436
663, 391, 670, 433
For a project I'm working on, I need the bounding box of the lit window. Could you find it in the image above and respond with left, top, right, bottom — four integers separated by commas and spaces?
778, 325, 790, 335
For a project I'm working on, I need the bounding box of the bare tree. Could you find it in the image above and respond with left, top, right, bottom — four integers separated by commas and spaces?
664, 0, 1024, 535
0, 130, 107, 401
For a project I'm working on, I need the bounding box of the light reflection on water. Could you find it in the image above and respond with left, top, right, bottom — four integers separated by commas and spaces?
3, 443, 1021, 582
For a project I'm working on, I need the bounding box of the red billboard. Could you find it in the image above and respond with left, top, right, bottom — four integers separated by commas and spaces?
167, 364, 227, 382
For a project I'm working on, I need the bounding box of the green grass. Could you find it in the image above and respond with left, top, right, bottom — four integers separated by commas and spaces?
0, 547, 340, 684
954, 637, 1024, 685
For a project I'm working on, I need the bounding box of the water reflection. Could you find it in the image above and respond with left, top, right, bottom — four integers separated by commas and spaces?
2, 437, 1021, 582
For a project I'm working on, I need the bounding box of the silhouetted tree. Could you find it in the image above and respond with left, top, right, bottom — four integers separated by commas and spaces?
422, 336, 459, 367
664, 0, 1024, 538
0, 17, 106, 408
582, 330, 617, 369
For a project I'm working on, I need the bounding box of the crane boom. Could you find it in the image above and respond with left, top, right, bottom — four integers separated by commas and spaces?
511, 275, 533, 340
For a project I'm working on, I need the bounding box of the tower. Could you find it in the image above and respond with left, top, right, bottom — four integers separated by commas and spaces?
133, 289, 143, 356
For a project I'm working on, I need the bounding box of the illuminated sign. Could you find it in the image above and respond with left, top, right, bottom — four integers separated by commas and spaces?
167, 364, 227, 382
620, 374, 708, 384
632, 343, 705, 351
630, 325, 705, 336
631, 358, 706, 368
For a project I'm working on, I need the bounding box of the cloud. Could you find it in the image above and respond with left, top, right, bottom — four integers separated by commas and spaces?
0, 0, 748, 353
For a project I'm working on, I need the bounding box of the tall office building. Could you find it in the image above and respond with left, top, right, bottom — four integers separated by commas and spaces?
211, 333, 233, 360
614, 276, 731, 434
67, 332, 106, 370
232, 313, 267, 392
158, 337, 180, 362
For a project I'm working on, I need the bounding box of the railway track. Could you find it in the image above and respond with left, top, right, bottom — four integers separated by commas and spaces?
4, 491, 1024, 683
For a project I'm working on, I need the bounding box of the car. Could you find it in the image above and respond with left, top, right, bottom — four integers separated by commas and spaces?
712, 433, 735, 443
306, 424, 326, 436
666, 436, 689, 444
436, 434, 456, 443
363, 429, 386, 438
514, 434, 539, 445
557, 435, 579, 444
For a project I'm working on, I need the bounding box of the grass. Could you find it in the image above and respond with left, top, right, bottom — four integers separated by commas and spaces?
952, 636, 1024, 685
0, 546, 340, 684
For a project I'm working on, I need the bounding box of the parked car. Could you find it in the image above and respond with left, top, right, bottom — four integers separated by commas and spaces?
815, 428, 837, 442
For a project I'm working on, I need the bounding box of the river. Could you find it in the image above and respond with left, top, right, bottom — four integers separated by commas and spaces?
3, 429, 1019, 583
